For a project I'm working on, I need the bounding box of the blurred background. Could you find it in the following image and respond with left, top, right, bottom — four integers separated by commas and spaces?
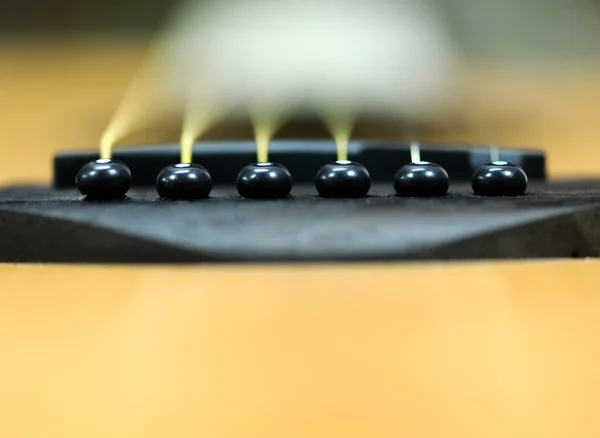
2, 0, 600, 184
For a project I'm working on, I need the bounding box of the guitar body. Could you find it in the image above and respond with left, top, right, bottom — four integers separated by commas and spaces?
1, 40, 599, 438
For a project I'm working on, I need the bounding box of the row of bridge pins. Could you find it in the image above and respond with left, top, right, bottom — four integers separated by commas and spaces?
75, 144, 528, 201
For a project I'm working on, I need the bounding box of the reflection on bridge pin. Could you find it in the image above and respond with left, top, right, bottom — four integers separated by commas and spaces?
315, 161, 371, 198
237, 162, 293, 199
76, 159, 131, 201
471, 146, 528, 197
156, 163, 212, 200
394, 141, 449, 197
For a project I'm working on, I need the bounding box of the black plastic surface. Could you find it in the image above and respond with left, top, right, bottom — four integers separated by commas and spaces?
315, 161, 371, 198
54, 141, 547, 187
472, 162, 528, 197
75, 159, 131, 200
156, 163, 212, 200
394, 162, 450, 197
0, 180, 598, 263
236, 162, 293, 199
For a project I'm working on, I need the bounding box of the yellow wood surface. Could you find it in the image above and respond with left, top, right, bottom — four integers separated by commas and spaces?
0, 261, 599, 438
1, 39, 600, 437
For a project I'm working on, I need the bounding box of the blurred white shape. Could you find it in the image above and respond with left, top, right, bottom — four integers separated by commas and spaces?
159, 0, 463, 121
